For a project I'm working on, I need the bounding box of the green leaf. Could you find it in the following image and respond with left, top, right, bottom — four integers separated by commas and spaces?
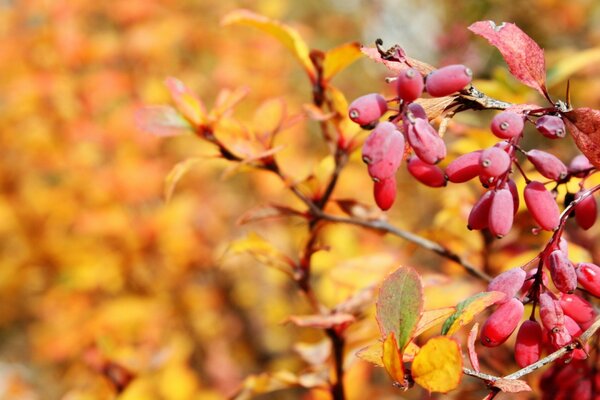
376, 266, 424, 351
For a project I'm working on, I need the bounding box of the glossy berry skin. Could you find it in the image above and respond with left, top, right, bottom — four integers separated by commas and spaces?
568, 154, 594, 177
490, 111, 524, 139
373, 176, 396, 211
559, 293, 595, 324
574, 190, 597, 230
445, 151, 482, 183
514, 320, 542, 368
523, 181, 560, 231
362, 122, 405, 181
406, 156, 447, 187
535, 115, 566, 139
396, 68, 424, 102
468, 191, 494, 230
526, 149, 568, 181
488, 188, 514, 238
547, 249, 577, 294
405, 118, 446, 165
479, 147, 511, 184
576, 262, 600, 297
425, 64, 473, 97
480, 298, 524, 347
487, 267, 526, 304
348, 93, 388, 126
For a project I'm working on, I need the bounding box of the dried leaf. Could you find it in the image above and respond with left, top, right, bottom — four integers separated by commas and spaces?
323, 42, 363, 81
414, 307, 456, 337
221, 9, 317, 81
414, 97, 456, 120
563, 107, 600, 168
467, 323, 480, 372
164, 77, 207, 125
492, 378, 532, 393
468, 21, 547, 96
411, 336, 462, 393
135, 105, 192, 137
237, 204, 306, 225
376, 266, 424, 351
441, 291, 505, 336
360, 46, 435, 76
286, 313, 355, 329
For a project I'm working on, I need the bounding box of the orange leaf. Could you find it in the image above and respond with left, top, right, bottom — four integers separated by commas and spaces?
323, 42, 362, 81
165, 77, 207, 126
411, 336, 462, 393
382, 333, 405, 385
221, 9, 316, 81
493, 378, 532, 393
414, 307, 456, 337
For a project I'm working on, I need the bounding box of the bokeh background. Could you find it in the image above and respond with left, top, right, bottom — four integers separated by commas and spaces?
2, 0, 600, 399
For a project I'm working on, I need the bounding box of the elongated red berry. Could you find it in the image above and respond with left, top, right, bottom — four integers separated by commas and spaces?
574, 190, 597, 230
479, 146, 511, 185
569, 154, 594, 177
407, 156, 447, 187
396, 68, 424, 102
514, 320, 542, 368
524, 181, 560, 231
506, 179, 520, 215
425, 64, 473, 97
406, 118, 446, 164
526, 149, 568, 181
348, 93, 388, 126
373, 176, 396, 211
536, 115, 566, 139
445, 151, 482, 183
362, 122, 405, 181
491, 111, 524, 139
576, 262, 600, 297
406, 102, 427, 120
487, 267, 526, 304
468, 191, 494, 230
480, 298, 524, 347
560, 294, 595, 324
547, 249, 577, 294
539, 292, 571, 347
488, 188, 514, 238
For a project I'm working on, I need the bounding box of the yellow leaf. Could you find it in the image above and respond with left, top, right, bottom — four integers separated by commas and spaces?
221, 9, 317, 81
164, 77, 207, 126
355, 342, 383, 367
547, 47, 600, 87
164, 157, 207, 202
414, 307, 456, 337
211, 86, 250, 120
442, 291, 505, 336
227, 232, 294, 275
382, 333, 405, 385
323, 42, 362, 81
411, 336, 462, 393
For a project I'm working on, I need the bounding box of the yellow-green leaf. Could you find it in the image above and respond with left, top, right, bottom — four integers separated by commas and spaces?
382, 333, 405, 384
221, 9, 317, 81
441, 291, 505, 336
323, 42, 362, 81
547, 47, 600, 88
411, 336, 462, 393
414, 307, 456, 337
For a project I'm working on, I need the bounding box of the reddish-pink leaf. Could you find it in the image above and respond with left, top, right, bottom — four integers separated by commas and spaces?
563, 108, 600, 168
467, 323, 480, 372
285, 313, 355, 329
360, 46, 435, 76
492, 378, 532, 393
468, 21, 547, 96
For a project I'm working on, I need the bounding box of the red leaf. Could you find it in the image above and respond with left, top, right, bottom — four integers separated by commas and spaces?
563, 108, 600, 168
467, 323, 480, 372
468, 21, 547, 96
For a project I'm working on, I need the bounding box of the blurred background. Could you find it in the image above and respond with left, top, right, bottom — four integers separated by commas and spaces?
2, 0, 600, 399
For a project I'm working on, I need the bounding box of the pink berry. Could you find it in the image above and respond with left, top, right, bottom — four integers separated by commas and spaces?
490, 111, 524, 139
574, 190, 597, 230
468, 191, 494, 230
547, 249, 577, 294
568, 154, 594, 177
576, 262, 600, 297
348, 93, 388, 126
514, 320, 542, 368
559, 293, 595, 324
406, 156, 447, 187
524, 181, 560, 231
535, 115, 566, 139
373, 176, 397, 211
362, 122, 405, 181
396, 68, 424, 103
425, 64, 473, 97
445, 151, 482, 183
526, 149, 568, 181
480, 298, 524, 347
405, 118, 446, 165
488, 188, 514, 238
506, 179, 520, 215
479, 146, 511, 185
487, 267, 526, 304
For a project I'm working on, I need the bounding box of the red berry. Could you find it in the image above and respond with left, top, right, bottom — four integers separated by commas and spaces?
362, 122, 405, 181
405, 118, 446, 165
488, 188, 514, 238
468, 191, 494, 230
524, 181, 560, 231
445, 151, 482, 183
490, 111, 524, 139
535, 115, 566, 139
396, 68, 424, 102
547, 249, 577, 294
373, 176, 396, 211
348, 93, 388, 126
559, 293, 595, 324
406, 156, 447, 187
539, 292, 571, 348
576, 262, 600, 297
526, 149, 568, 181
514, 320, 542, 368
574, 190, 597, 230
520, 268, 548, 298
487, 267, 526, 304
568, 154, 594, 177
506, 179, 520, 215
480, 298, 524, 347
425, 64, 473, 97
479, 146, 511, 185
406, 102, 427, 120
